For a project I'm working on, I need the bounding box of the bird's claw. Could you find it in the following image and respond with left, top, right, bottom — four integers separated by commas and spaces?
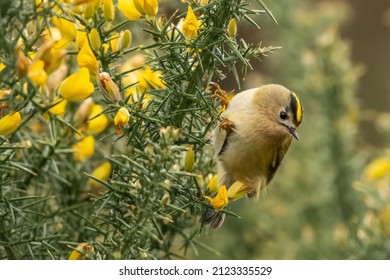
219, 117, 236, 134
210, 82, 234, 108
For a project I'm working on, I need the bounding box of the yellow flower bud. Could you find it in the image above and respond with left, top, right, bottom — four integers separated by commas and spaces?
28, 60, 48, 86
109, 32, 119, 52
59, 68, 95, 101
72, 135, 94, 162
0, 112, 22, 136
89, 28, 101, 51
119, 30, 132, 50
157, 15, 167, 30
228, 18, 237, 38
196, 173, 204, 187
84, 2, 96, 19
89, 161, 112, 187
103, 0, 115, 22
134, 0, 158, 17
68, 243, 94, 260
204, 185, 228, 212
161, 192, 170, 205
207, 174, 218, 193
77, 40, 98, 76
98, 72, 121, 103
184, 145, 195, 172
114, 107, 130, 134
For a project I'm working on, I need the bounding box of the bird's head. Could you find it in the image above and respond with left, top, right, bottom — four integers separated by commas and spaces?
255, 84, 303, 141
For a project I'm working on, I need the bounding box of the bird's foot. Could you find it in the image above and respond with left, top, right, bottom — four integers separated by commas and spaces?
219, 117, 236, 134
210, 82, 234, 108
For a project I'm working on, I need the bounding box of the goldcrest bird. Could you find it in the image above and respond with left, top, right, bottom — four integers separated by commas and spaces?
202, 84, 303, 228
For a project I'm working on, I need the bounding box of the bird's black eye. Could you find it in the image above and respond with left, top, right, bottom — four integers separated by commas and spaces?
280, 111, 288, 120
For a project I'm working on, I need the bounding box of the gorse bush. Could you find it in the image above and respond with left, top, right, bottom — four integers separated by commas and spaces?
0, 0, 278, 259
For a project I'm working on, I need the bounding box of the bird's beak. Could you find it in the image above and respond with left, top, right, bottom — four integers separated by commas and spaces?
289, 127, 300, 141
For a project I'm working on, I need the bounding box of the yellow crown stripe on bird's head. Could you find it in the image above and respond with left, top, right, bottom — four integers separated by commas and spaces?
290, 91, 303, 124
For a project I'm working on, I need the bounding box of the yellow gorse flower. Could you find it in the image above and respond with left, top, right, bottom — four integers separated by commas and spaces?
0, 112, 22, 136
114, 107, 130, 134
137, 66, 165, 90
120, 56, 164, 106
68, 243, 94, 260
364, 157, 390, 181
35, 41, 67, 75
204, 185, 228, 212
118, 0, 141, 20
49, 98, 68, 117
76, 30, 87, 49
89, 161, 112, 186
86, 104, 109, 134
16, 50, 31, 78
73, 135, 94, 162
134, 0, 158, 17
226, 180, 251, 200
28, 60, 48, 86
182, 6, 201, 41
127, 91, 151, 108
0, 63, 5, 72
52, 16, 77, 42
59, 67, 95, 101
77, 40, 98, 76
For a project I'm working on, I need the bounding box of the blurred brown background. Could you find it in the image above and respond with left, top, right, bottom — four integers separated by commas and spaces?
345, 0, 390, 146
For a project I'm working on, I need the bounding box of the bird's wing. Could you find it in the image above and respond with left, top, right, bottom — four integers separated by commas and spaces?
266, 138, 292, 184
212, 123, 228, 157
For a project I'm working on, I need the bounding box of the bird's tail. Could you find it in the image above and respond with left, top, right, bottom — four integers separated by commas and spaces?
200, 208, 225, 229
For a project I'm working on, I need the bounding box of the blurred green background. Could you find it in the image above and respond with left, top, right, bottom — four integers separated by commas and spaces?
194, 0, 390, 259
